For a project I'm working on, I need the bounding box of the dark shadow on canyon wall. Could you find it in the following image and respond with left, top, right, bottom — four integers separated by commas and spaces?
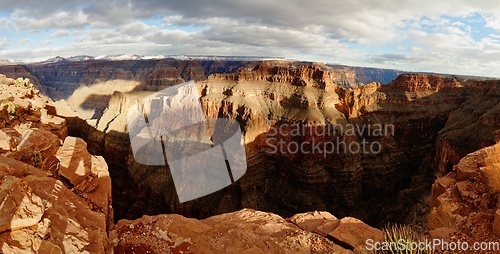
18, 59, 251, 99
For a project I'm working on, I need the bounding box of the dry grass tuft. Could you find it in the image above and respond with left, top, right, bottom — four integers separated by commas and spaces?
375, 224, 432, 254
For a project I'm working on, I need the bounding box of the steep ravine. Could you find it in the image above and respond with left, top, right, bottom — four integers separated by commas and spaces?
0, 74, 389, 253
36, 61, 499, 228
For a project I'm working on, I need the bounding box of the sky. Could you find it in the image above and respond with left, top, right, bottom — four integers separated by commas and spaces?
0, 1, 499, 77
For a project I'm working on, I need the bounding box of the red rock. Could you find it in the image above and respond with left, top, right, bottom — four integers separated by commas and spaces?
456, 181, 472, 200
389, 74, 462, 92
53, 136, 112, 225
22, 113, 39, 122
429, 227, 455, 241
431, 173, 456, 207
56, 137, 93, 186
0, 154, 47, 179
11, 128, 60, 154
40, 108, 68, 139
327, 217, 383, 253
112, 209, 353, 253
479, 193, 491, 211
0, 129, 16, 151
431, 143, 500, 243
455, 163, 480, 182
0, 155, 109, 253
288, 211, 339, 234
493, 209, 500, 237
0, 176, 45, 232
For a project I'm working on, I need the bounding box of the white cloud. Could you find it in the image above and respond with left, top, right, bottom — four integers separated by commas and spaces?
0, 38, 9, 50
0, 1, 499, 76
50, 29, 70, 37
12, 11, 88, 31
19, 38, 31, 45
0, 17, 12, 29
484, 14, 500, 31
39, 40, 52, 47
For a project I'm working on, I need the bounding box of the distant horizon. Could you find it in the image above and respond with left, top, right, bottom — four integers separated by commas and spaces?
2, 53, 498, 79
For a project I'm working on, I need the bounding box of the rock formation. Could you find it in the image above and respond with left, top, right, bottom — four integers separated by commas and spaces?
388, 73, 462, 92
36, 59, 497, 228
0, 60, 402, 123
433, 79, 500, 174
429, 142, 500, 246
0, 75, 112, 253
110, 209, 382, 254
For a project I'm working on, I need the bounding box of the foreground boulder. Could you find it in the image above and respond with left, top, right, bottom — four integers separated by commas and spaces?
111, 209, 383, 254
0, 156, 108, 253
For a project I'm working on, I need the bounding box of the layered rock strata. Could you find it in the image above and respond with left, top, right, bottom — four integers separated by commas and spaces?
13, 58, 497, 229
0, 60, 402, 122
61, 67, 498, 227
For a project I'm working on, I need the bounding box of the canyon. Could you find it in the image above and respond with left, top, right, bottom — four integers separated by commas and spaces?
0, 59, 498, 252
0, 72, 388, 253
2, 60, 497, 224
0, 60, 408, 222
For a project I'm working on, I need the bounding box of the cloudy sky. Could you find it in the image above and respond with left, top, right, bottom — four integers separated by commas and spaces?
0, 1, 499, 77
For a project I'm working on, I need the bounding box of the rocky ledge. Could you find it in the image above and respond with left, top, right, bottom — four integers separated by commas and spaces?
430, 142, 500, 247
110, 209, 382, 254
0, 75, 112, 253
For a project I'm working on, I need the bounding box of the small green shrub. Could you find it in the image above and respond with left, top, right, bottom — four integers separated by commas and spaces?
21, 148, 43, 168
1, 99, 17, 119
14, 78, 33, 88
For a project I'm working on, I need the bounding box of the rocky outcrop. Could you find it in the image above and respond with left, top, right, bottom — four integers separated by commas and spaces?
0, 157, 110, 253
11, 60, 403, 125
212, 61, 361, 89
0, 75, 112, 253
111, 209, 382, 254
388, 73, 462, 92
433, 79, 499, 174
429, 142, 500, 245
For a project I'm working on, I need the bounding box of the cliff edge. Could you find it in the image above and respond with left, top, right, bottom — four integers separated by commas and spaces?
0, 75, 112, 253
